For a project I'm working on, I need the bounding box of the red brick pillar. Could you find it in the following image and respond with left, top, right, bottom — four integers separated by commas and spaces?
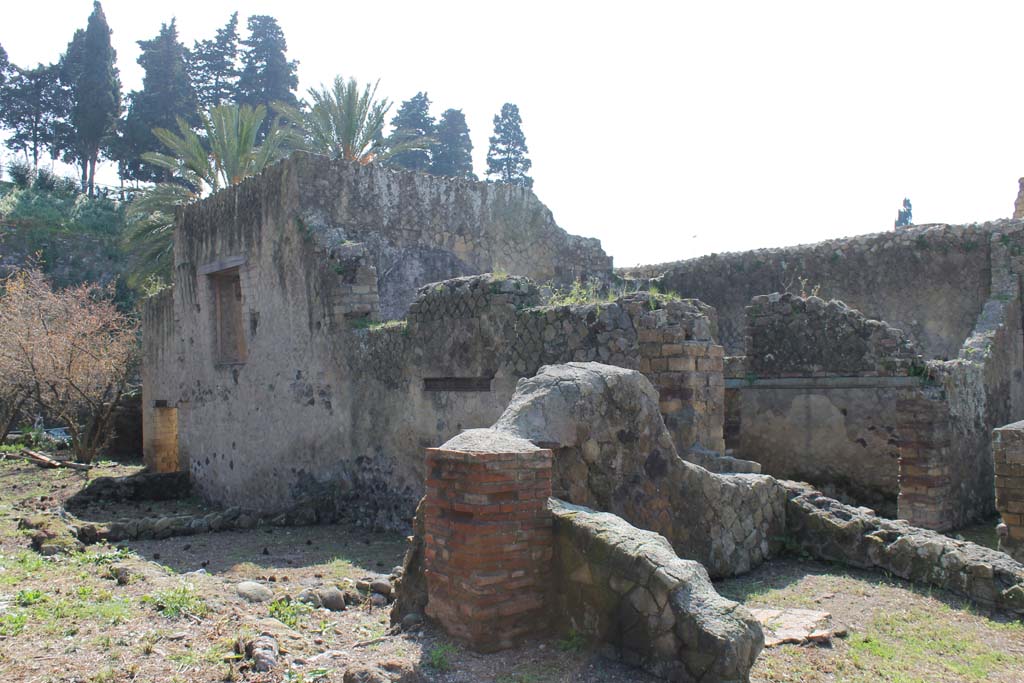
423, 429, 553, 652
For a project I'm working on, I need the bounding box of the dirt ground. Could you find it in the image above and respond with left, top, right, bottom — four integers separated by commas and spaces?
1, 456, 1022, 683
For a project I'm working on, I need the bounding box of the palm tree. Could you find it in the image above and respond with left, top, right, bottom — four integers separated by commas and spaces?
124, 103, 298, 285
277, 76, 429, 164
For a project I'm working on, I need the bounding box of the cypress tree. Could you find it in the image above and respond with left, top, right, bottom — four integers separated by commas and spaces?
188, 12, 241, 109
386, 92, 435, 172
237, 15, 298, 112
485, 103, 532, 189
119, 20, 198, 182
59, 1, 121, 195
431, 108, 476, 180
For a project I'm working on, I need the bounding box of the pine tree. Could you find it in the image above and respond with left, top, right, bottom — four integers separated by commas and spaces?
187, 12, 241, 109
386, 92, 435, 172
237, 15, 298, 112
895, 198, 913, 228
486, 103, 532, 188
119, 20, 198, 182
0, 63, 70, 168
431, 108, 475, 180
59, 1, 121, 195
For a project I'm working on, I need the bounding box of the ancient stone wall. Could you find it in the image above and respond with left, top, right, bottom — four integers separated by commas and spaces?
293, 152, 613, 319
495, 363, 785, 578
622, 222, 1010, 360
725, 223, 1024, 528
550, 499, 762, 682
141, 289, 180, 473
782, 481, 1024, 615
143, 170, 727, 532
746, 293, 920, 377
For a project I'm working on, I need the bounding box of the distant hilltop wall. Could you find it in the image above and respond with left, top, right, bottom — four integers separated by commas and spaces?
619, 222, 1017, 359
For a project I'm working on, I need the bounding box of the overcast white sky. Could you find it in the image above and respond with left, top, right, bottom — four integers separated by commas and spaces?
4, 1, 1024, 266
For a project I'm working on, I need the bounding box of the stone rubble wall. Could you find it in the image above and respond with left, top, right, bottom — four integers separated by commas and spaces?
993, 421, 1024, 562
781, 481, 1024, 615
494, 363, 785, 578
723, 225, 1024, 528
745, 292, 921, 378
294, 152, 613, 319
621, 221, 1012, 360
897, 225, 1024, 529
550, 499, 763, 682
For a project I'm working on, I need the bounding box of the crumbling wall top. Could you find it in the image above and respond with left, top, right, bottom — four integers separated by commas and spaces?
746, 292, 921, 377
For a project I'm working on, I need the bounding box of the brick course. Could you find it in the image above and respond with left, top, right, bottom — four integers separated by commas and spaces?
423, 434, 553, 651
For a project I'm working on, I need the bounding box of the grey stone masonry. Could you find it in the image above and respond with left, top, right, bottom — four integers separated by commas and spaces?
782, 481, 1024, 615
550, 499, 763, 682
745, 292, 921, 378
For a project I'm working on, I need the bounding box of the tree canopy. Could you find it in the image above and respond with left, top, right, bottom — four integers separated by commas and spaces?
187, 12, 241, 110
59, 1, 121, 195
486, 103, 532, 188
431, 108, 475, 180
0, 63, 69, 168
387, 92, 435, 172
237, 15, 298, 115
119, 20, 198, 182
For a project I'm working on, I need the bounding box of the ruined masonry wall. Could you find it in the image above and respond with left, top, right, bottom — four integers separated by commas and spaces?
550, 499, 762, 682
746, 292, 921, 378
622, 221, 1009, 360
293, 152, 613, 319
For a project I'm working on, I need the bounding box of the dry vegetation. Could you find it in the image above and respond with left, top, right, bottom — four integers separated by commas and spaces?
0, 267, 138, 462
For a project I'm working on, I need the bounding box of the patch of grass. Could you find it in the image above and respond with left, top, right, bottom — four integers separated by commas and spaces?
15, 588, 45, 606
547, 279, 613, 306
845, 606, 1024, 681
556, 628, 588, 652
89, 668, 118, 683
283, 669, 331, 682
427, 642, 457, 671
0, 611, 27, 636
143, 582, 208, 619
32, 593, 134, 632
268, 597, 311, 629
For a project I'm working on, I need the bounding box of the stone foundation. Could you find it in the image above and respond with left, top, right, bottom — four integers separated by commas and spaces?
423, 430, 553, 651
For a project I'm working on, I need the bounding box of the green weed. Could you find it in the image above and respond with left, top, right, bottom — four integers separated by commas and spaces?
143, 582, 208, 619
427, 642, 457, 671
268, 597, 311, 629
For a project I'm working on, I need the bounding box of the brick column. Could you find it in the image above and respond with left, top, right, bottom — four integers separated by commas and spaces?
994, 421, 1024, 561
896, 393, 955, 530
641, 339, 726, 455
423, 429, 553, 652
